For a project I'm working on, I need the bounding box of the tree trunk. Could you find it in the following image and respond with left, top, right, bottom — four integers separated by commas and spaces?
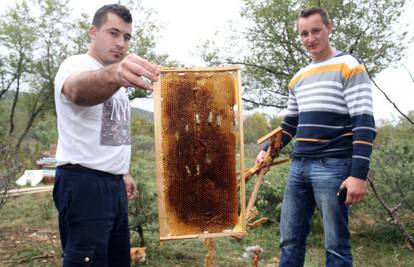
137, 224, 145, 247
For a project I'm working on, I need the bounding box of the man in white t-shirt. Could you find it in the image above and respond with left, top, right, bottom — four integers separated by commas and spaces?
53, 4, 159, 266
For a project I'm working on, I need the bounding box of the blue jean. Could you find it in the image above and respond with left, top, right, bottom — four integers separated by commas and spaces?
279, 157, 352, 267
53, 166, 131, 267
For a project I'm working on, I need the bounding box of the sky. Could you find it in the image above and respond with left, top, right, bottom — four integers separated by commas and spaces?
2, 0, 414, 123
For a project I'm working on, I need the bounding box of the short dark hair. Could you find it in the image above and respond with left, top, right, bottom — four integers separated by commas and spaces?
299, 7, 330, 26
92, 4, 132, 29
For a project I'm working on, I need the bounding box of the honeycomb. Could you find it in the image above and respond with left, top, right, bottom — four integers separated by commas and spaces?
158, 70, 240, 237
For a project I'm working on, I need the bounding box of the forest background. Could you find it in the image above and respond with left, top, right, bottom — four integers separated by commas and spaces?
0, 0, 413, 266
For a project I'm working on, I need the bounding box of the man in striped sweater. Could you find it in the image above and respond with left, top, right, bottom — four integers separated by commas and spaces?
256, 7, 376, 267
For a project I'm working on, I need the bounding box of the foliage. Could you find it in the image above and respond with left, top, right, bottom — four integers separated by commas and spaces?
0, 0, 37, 136
131, 112, 155, 151
268, 114, 283, 129
366, 113, 414, 237
129, 160, 158, 247
0, 0, 80, 149
0, 141, 22, 210
200, 0, 411, 110
29, 112, 58, 149
244, 112, 270, 143
131, 112, 154, 136
129, 113, 157, 246
16, 0, 75, 149
255, 162, 290, 221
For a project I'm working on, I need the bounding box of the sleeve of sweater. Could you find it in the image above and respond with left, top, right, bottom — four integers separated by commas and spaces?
343, 59, 376, 180
262, 87, 299, 152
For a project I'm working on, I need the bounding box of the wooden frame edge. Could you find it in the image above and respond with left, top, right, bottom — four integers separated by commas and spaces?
160, 66, 241, 73
160, 231, 246, 242
236, 69, 246, 232
153, 77, 168, 240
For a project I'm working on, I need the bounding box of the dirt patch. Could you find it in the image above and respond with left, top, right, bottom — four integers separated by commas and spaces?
0, 226, 60, 266
350, 212, 376, 227
0, 226, 58, 248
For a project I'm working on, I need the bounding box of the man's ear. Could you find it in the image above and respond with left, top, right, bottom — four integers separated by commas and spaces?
89, 25, 97, 40
327, 22, 333, 35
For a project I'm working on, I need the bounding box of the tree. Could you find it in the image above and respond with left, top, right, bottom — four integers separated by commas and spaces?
15, 0, 75, 149
0, 141, 21, 210
69, 12, 90, 55
0, 1, 37, 135
200, 0, 411, 110
0, 0, 82, 148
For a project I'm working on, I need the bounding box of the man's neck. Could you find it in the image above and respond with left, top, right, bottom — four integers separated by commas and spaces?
312, 47, 335, 62
87, 50, 106, 66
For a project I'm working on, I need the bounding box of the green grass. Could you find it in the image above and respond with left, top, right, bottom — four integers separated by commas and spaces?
0, 193, 61, 267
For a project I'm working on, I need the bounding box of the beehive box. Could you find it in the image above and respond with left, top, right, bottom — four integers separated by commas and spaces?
153, 66, 246, 241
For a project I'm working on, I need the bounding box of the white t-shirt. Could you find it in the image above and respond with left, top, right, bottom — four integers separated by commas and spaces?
54, 54, 131, 175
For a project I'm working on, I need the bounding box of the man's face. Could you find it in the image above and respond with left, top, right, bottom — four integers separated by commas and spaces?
89, 12, 132, 65
297, 13, 332, 61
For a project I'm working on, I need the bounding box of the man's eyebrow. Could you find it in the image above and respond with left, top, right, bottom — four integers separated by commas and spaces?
109, 27, 121, 32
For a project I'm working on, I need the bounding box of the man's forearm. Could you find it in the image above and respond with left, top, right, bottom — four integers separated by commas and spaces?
63, 64, 120, 106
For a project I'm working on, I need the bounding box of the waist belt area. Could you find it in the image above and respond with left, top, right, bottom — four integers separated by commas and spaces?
57, 164, 123, 179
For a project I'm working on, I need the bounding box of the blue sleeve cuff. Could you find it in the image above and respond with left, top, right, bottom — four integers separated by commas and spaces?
350, 159, 369, 180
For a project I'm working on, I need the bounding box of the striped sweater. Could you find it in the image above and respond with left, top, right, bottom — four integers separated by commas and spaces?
266, 51, 376, 180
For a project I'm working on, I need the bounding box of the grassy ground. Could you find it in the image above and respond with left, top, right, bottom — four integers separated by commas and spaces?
0, 193, 413, 266
0, 193, 60, 267
0, 147, 413, 266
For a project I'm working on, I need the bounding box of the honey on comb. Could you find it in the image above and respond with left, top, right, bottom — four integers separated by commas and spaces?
160, 72, 238, 234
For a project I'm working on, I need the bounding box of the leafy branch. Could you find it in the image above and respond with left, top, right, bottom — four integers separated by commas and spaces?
361, 59, 414, 126
368, 175, 414, 250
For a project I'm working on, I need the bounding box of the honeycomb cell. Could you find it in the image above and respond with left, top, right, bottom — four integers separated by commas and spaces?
158, 70, 240, 236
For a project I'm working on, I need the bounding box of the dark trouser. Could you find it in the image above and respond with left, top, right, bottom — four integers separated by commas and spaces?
53, 165, 131, 267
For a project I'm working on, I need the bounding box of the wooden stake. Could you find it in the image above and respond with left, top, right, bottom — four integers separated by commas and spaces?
204, 238, 216, 267
245, 169, 267, 221
4, 185, 53, 197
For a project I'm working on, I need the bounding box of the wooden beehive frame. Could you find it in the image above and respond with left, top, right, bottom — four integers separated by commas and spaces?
153, 66, 246, 241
